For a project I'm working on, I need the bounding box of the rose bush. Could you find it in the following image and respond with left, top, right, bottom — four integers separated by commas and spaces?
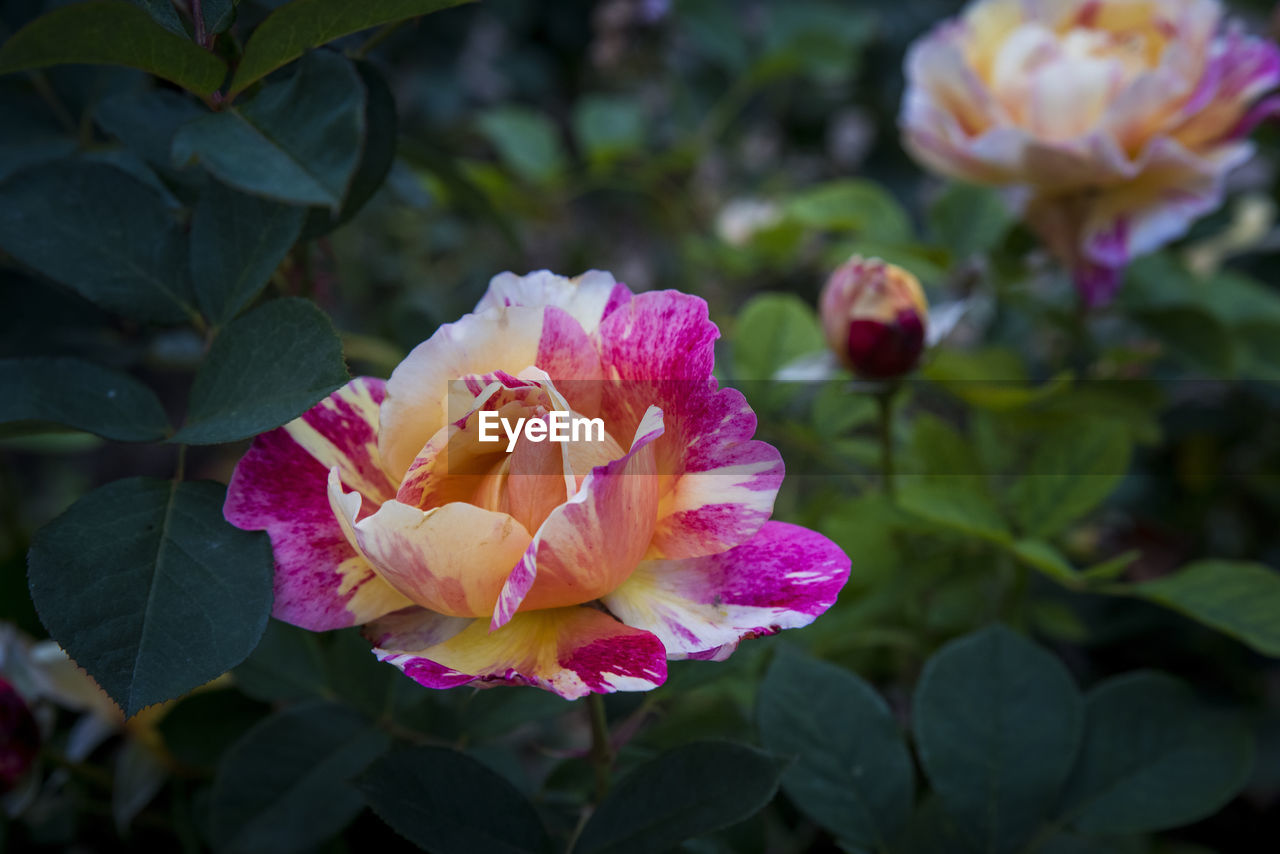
224, 271, 850, 699
901, 0, 1280, 304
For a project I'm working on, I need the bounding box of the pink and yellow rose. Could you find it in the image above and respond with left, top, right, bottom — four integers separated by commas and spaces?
225, 271, 850, 699
901, 0, 1280, 304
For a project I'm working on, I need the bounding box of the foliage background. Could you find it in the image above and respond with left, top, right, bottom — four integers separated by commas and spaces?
2, 0, 1280, 852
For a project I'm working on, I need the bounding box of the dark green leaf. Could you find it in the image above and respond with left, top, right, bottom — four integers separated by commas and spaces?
27, 478, 273, 716
229, 0, 473, 95
1008, 539, 1081, 587
913, 625, 1083, 853
202, 0, 236, 34
477, 105, 566, 184
158, 689, 270, 769
124, 0, 186, 36
1134, 560, 1280, 657
300, 60, 398, 239
0, 357, 169, 441
733, 292, 824, 380
1135, 307, 1236, 375
191, 182, 304, 324
0, 87, 77, 182
95, 89, 206, 170
174, 298, 348, 444
232, 619, 330, 703
173, 50, 365, 208
0, 1, 226, 95
758, 646, 914, 850
0, 161, 194, 323
358, 746, 549, 854
575, 740, 784, 854
1007, 422, 1131, 537
929, 182, 1012, 258
897, 479, 1011, 545
210, 701, 390, 854
1060, 671, 1254, 834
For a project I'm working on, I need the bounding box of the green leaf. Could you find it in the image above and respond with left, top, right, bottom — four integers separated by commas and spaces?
357, 746, 549, 854
125, 0, 187, 36
897, 479, 1012, 545
191, 182, 304, 324
1007, 422, 1131, 537
929, 182, 1012, 258
733, 292, 824, 380
1060, 671, 1254, 835
1134, 560, 1280, 657
173, 50, 366, 208
95, 89, 206, 170
909, 413, 984, 487
0, 357, 169, 441
0, 161, 194, 324
232, 619, 330, 703
26, 478, 273, 716
1134, 306, 1236, 375
300, 60, 398, 239
912, 625, 1083, 853
174, 298, 348, 444
202, 0, 237, 34
573, 95, 645, 166
230, 0, 472, 95
575, 741, 784, 854
476, 106, 566, 184
0, 86, 77, 183
783, 179, 912, 242
0, 1, 227, 95
210, 701, 390, 854
757, 646, 914, 850
1008, 539, 1081, 587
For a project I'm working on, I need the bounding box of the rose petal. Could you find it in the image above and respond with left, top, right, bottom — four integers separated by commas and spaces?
380, 306, 605, 478
648, 384, 784, 559
224, 378, 411, 630
602, 521, 851, 660
477, 269, 628, 336
366, 605, 668, 699
490, 406, 664, 629
337, 481, 533, 618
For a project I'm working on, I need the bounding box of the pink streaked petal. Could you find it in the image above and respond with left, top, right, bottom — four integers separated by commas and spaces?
366, 606, 668, 699
339, 483, 532, 618
491, 406, 665, 630
649, 385, 783, 560
224, 378, 411, 631
535, 306, 605, 418
602, 521, 851, 660
379, 307, 546, 478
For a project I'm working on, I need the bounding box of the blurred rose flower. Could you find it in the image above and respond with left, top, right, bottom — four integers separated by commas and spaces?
821, 256, 930, 379
0, 677, 39, 793
226, 271, 850, 699
901, 0, 1280, 305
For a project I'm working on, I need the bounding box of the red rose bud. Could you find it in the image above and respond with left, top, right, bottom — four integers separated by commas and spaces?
820, 256, 928, 379
0, 676, 40, 792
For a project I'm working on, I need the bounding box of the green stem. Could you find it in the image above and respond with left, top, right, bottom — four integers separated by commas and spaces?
587, 693, 613, 802
875, 385, 899, 498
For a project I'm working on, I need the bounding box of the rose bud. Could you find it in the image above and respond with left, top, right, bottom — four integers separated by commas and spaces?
820, 256, 929, 379
0, 676, 40, 792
